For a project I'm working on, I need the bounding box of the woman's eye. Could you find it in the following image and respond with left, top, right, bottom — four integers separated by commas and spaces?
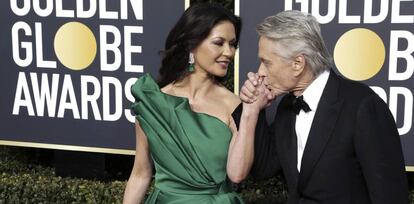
214, 42, 223, 46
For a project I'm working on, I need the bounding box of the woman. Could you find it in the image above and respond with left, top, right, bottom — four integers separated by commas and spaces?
123, 3, 248, 204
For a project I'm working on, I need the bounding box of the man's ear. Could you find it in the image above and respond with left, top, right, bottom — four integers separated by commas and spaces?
292, 54, 306, 77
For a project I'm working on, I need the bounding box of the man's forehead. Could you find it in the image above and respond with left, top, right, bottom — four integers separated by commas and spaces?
258, 41, 277, 57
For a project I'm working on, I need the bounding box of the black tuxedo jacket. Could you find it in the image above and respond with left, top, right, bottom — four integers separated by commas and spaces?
251, 72, 408, 204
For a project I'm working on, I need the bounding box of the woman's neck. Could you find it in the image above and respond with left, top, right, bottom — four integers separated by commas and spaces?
174, 72, 216, 101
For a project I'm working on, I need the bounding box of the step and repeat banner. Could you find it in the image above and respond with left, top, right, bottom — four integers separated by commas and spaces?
238, 0, 414, 168
0, 0, 186, 154
1, 0, 413, 168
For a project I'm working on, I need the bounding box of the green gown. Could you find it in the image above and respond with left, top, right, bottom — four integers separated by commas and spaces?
131, 74, 244, 204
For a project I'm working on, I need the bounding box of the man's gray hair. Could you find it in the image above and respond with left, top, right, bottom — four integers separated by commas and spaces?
257, 10, 333, 76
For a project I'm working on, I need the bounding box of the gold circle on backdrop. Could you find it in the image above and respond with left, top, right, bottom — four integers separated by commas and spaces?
54, 22, 97, 70
334, 28, 385, 81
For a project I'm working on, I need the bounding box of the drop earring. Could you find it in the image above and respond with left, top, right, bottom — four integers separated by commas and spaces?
187, 52, 195, 72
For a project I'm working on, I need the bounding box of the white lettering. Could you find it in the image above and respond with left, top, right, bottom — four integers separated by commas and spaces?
100, 25, 122, 71
125, 77, 137, 123
33, 0, 53, 17
10, 0, 30, 16
121, 0, 143, 20
364, 0, 388, 24
124, 26, 143, 73
12, 72, 35, 116
391, 0, 414, 23
389, 30, 414, 81
76, 0, 97, 18
99, 0, 118, 19
30, 72, 59, 117
103, 76, 122, 121
12, 22, 32, 67
57, 75, 80, 119
389, 87, 413, 135
35, 23, 56, 68
81, 75, 102, 120
56, 0, 74, 18
338, 0, 361, 24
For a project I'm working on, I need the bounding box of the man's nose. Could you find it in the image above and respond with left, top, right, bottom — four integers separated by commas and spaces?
258, 63, 266, 77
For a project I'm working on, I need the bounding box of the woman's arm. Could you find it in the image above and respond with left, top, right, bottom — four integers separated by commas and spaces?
226, 104, 262, 183
123, 120, 153, 204
226, 81, 271, 183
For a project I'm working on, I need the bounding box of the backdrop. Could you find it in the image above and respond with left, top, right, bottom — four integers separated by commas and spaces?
237, 0, 414, 168
0, 0, 186, 154
1, 0, 413, 169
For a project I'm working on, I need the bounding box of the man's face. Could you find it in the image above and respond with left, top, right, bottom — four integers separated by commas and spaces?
257, 36, 296, 96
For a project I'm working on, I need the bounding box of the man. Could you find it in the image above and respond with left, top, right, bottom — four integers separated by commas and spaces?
238, 10, 409, 203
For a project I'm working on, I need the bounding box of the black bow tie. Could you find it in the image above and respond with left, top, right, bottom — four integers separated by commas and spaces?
287, 93, 311, 115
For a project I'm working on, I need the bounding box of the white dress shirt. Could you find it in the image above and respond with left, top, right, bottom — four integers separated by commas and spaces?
295, 70, 330, 172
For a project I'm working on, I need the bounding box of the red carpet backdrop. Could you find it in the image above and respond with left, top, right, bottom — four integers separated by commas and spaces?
1, 0, 414, 170
237, 0, 414, 169
0, 0, 186, 153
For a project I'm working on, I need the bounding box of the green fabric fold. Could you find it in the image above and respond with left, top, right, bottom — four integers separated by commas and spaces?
131, 74, 243, 204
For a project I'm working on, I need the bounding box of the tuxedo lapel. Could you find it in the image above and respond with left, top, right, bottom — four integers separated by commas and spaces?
298, 72, 344, 191
286, 111, 299, 183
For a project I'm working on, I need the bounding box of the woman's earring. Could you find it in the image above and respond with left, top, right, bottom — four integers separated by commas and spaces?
188, 52, 195, 72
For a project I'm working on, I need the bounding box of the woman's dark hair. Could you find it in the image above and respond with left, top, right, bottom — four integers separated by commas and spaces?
157, 3, 241, 87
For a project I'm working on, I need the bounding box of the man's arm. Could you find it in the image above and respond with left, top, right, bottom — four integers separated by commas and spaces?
355, 94, 409, 204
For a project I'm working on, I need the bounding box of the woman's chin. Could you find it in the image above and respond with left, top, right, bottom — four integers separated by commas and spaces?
208, 70, 227, 78
216, 72, 227, 78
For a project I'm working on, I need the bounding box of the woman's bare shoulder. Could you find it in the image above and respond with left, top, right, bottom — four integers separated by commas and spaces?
160, 83, 177, 96
214, 86, 241, 111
